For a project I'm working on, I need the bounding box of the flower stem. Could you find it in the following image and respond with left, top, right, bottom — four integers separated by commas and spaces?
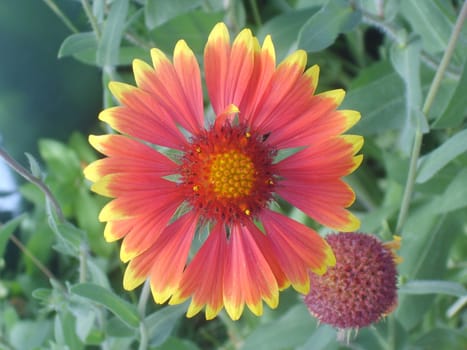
395, 0, 467, 233
0, 148, 64, 223
249, 0, 262, 27
9, 234, 57, 283
137, 280, 151, 350
41, 0, 79, 33
81, 0, 101, 39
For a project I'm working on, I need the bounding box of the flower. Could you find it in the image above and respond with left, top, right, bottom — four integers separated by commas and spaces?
304, 233, 399, 329
84, 22, 363, 320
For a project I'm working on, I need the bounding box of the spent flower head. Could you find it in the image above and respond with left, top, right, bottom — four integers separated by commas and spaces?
304, 232, 400, 330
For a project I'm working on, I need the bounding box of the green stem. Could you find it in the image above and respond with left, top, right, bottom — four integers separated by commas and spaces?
79, 243, 88, 283
81, 0, 101, 39
41, 0, 79, 33
395, 0, 467, 233
0, 148, 64, 222
137, 280, 151, 350
249, 0, 262, 27
9, 234, 58, 283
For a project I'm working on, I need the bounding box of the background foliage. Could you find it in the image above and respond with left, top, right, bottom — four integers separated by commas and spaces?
1, 0, 466, 349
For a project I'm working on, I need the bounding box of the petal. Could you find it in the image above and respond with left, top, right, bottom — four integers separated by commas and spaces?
245, 220, 290, 291
275, 135, 364, 180
274, 135, 362, 231
149, 212, 198, 303
276, 180, 360, 232
99, 92, 185, 149
204, 22, 231, 115
130, 48, 203, 135
260, 210, 336, 294
119, 201, 180, 263
172, 40, 204, 128
223, 28, 255, 112
240, 35, 276, 125
249, 50, 308, 131
84, 135, 178, 182
123, 211, 198, 293
97, 182, 183, 221
170, 224, 227, 320
223, 224, 279, 319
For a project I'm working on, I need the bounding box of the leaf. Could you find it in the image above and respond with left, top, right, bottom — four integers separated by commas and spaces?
396, 206, 462, 330
400, 0, 465, 62
58, 32, 97, 59
38, 139, 81, 183
54, 312, 84, 350
149, 11, 223, 56
390, 37, 426, 153
242, 304, 316, 350
298, 0, 361, 52
145, 0, 202, 29
342, 62, 405, 135
413, 328, 467, 349
416, 129, 467, 183
399, 280, 467, 297
432, 63, 467, 128
24, 153, 42, 179
96, 0, 129, 66
295, 325, 336, 350
71, 283, 140, 328
435, 168, 467, 213
145, 304, 187, 346
0, 214, 24, 257
257, 7, 319, 61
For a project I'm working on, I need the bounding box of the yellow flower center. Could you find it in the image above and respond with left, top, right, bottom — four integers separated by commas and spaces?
209, 150, 255, 199
181, 123, 276, 223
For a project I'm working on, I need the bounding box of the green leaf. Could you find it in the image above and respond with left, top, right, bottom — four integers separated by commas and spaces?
145, 304, 187, 346
0, 214, 24, 257
49, 220, 84, 257
155, 337, 200, 350
297, 0, 361, 52
54, 312, 84, 350
149, 11, 223, 56
296, 325, 336, 350
9, 320, 52, 350
416, 129, 467, 183
145, 0, 202, 29
400, 0, 464, 62
242, 304, 316, 350
58, 32, 97, 60
433, 63, 467, 128
390, 37, 425, 153
24, 153, 42, 179
342, 62, 405, 135
71, 283, 140, 328
435, 168, 467, 213
39, 139, 81, 183
258, 7, 319, 62
396, 206, 462, 330
96, 0, 129, 66
413, 328, 467, 349
399, 280, 467, 297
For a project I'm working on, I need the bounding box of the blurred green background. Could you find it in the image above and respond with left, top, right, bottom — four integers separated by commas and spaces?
0, 1, 101, 160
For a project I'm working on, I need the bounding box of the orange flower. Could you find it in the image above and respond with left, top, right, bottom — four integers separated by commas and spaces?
84, 23, 363, 320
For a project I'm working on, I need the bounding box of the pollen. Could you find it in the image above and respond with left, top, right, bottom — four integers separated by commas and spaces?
180, 122, 276, 223
209, 150, 255, 199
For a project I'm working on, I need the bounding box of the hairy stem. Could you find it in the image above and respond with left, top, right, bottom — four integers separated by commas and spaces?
395, 0, 467, 233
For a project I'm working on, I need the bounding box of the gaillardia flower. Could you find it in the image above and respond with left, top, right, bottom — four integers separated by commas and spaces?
84, 23, 363, 320
304, 233, 400, 329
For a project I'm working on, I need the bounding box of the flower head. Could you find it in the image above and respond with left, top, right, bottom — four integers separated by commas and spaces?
84, 23, 363, 320
304, 233, 399, 329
